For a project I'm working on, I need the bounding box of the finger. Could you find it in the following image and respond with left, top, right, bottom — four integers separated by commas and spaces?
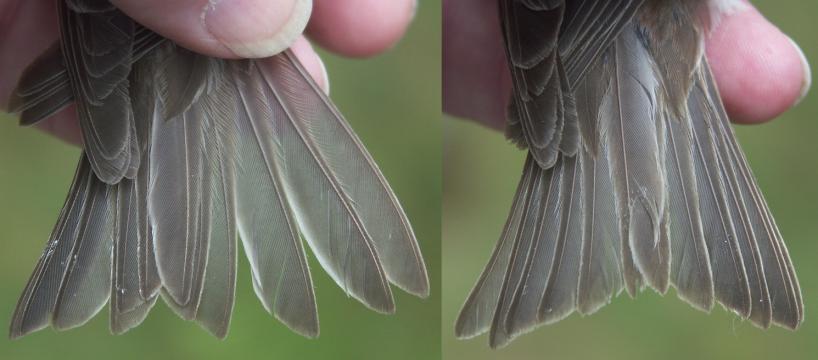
0, 0, 58, 111
286, 36, 331, 94
705, 0, 811, 124
442, 0, 508, 130
307, 0, 416, 58
110, 0, 311, 58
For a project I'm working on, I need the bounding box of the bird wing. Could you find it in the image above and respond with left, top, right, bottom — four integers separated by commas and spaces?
9, 1, 427, 339
459, 0, 803, 348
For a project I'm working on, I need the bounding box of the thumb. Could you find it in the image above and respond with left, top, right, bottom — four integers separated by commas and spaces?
111, 0, 312, 59
706, 0, 811, 124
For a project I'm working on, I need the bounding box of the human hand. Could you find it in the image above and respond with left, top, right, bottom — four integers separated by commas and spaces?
0, 0, 417, 144
443, 0, 811, 129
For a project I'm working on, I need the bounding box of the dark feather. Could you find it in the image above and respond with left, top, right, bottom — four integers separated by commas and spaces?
58, 2, 137, 183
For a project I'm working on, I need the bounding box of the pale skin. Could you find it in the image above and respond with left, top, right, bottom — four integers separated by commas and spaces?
443, 0, 811, 129
0, 0, 417, 143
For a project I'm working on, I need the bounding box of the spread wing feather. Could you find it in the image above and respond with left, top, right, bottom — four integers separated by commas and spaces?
460, 1, 803, 347
262, 53, 428, 299
50, 159, 116, 331
9, 157, 95, 339
231, 61, 319, 337
10, 1, 426, 339
254, 56, 394, 313
110, 179, 158, 334
455, 156, 538, 339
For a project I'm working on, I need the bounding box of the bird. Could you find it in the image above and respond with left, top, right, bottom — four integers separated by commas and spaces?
455, 0, 804, 348
6, 0, 429, 339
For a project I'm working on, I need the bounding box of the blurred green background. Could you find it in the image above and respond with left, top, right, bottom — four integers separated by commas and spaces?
0, 3, 440, 360
443, 1, 818, 359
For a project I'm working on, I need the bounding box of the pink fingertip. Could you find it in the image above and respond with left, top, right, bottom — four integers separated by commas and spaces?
706, 3, 810, 124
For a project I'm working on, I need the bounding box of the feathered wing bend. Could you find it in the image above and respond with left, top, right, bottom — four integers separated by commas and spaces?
9, 0, 428, 339
457, 0, 802, 348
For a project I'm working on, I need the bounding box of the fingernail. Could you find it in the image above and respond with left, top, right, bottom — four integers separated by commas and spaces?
202, 0, 312, 58
787, 36, 812, 106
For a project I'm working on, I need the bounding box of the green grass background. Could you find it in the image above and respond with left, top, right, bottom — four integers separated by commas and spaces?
443, 1, 818, 359
0, 2, 441, 360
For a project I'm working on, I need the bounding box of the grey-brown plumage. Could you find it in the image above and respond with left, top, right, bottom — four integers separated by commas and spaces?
457, 0, 803, 348
9, 0, 428, 339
